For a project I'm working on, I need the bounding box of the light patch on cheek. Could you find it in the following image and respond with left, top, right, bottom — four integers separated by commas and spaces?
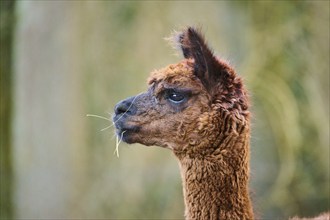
197, 113, 210, 131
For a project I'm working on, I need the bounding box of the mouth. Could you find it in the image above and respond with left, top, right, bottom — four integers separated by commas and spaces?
113, 115, 141, 144
112, 114, 161, 147
116, 127, 141, 144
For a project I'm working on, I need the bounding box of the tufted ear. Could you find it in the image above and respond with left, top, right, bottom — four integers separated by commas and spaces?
175, 27, 248, 112
177, 27, 226, 94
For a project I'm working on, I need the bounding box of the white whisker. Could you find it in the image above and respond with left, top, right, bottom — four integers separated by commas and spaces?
88, 94, 142, 158
100, 125, 112, 131
115, 130, 126, 158
86, 114, 111, 121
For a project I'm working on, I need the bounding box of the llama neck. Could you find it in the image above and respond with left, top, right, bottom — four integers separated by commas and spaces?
174, 127, 254, 220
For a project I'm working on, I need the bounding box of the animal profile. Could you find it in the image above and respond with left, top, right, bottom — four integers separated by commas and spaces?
112, 27, 329, 220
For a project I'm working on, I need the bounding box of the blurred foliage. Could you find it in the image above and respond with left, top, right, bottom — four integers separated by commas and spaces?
3, 1, 329, 219
0, 0, 15, 219
239, 2, 329, 218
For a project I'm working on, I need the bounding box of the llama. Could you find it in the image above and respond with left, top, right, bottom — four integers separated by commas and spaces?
113, 26, 252, 219
112, 27, 328, 220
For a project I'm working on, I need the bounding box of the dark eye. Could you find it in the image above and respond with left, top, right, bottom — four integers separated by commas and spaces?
168, 91, 185, 104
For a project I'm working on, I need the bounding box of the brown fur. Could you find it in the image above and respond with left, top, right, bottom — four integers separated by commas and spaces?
113, 27, 253, 219
112, 27, 326, 219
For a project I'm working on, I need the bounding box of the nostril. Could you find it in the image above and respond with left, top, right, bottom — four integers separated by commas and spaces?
115, 102, 129, 115
114, 96, 137, 116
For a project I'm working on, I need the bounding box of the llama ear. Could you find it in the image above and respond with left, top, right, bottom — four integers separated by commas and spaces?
177, 27, 220, 92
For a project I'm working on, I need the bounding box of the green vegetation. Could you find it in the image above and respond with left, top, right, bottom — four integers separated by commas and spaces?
0, 1, 15, 219
1, 1, 328, 219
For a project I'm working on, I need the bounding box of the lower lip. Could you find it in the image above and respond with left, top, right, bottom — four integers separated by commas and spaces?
117, 129, 135, 144
116, 128, 128, 135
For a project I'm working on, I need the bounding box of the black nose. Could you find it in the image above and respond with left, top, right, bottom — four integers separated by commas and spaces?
114, 96, 137, 116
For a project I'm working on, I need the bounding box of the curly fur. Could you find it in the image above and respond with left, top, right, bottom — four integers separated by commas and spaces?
113, 27, 253, 219
113, 26, 329, 220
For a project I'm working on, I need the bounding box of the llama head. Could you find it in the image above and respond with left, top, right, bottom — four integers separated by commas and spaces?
113, 27, 249, 156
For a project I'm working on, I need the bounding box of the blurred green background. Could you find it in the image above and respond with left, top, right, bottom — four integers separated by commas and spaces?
1, 1, 329, 219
